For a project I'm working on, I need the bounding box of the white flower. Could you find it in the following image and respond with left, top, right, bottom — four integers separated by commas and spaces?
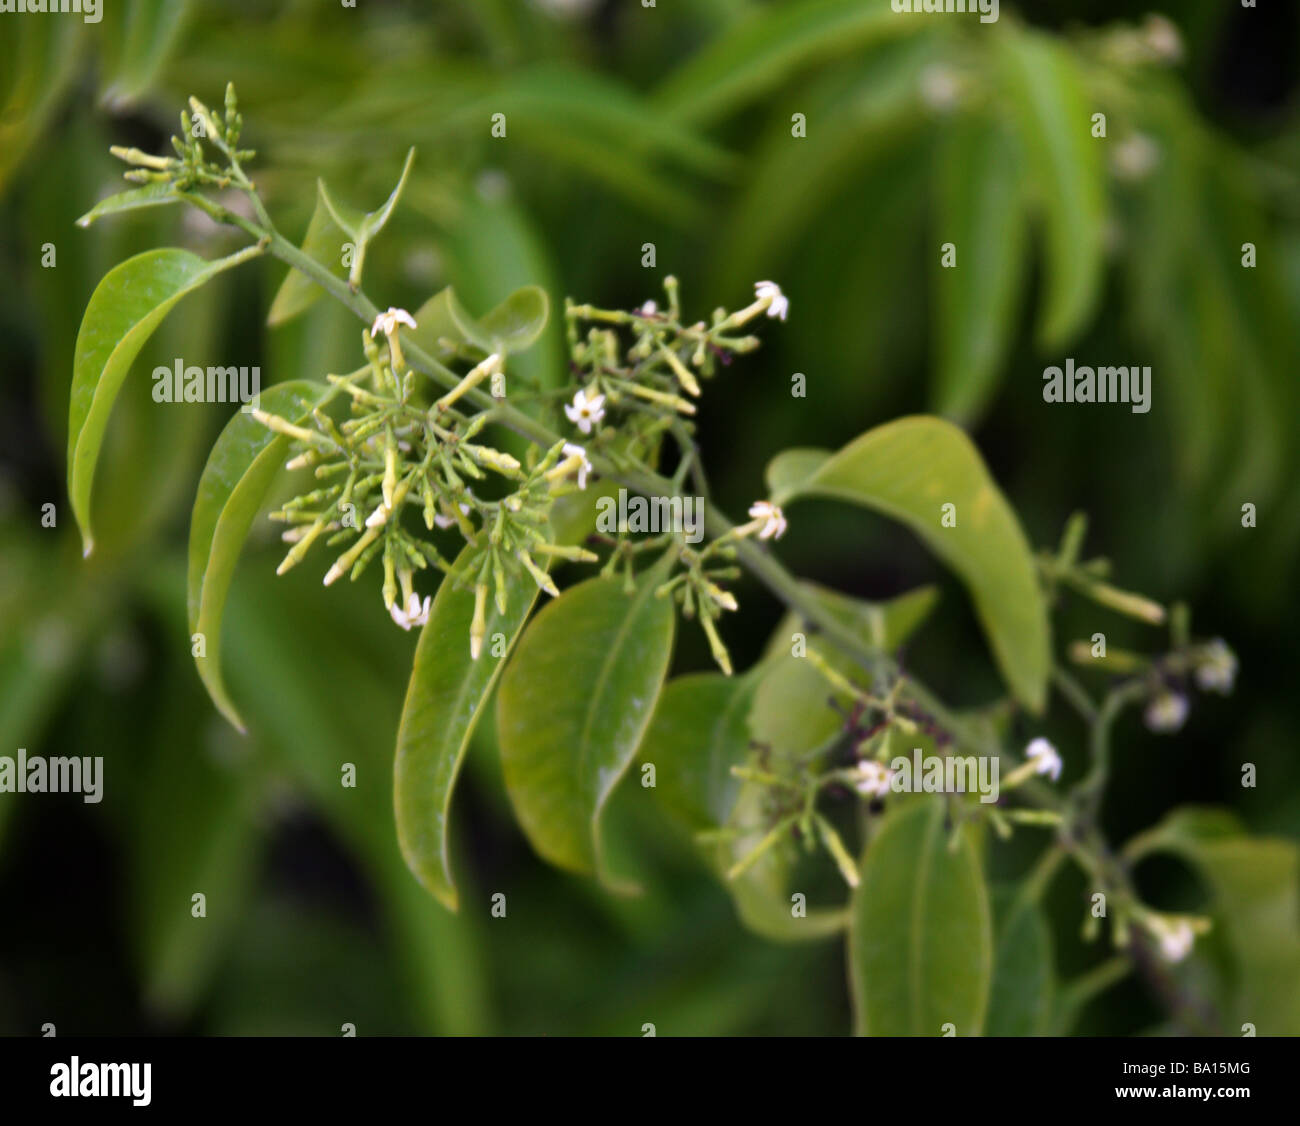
562, 442, 592, 490
748, 500, 787, 541
1143, 14, 1183, 63
1194, 638, 1237, 695
1111, 134, 1160, 182
564, 387, 606, 435
371, 307, 417, 338
754, 280, 789, 321
854, 760, 894, 798
639, 300, 658, 316
390, 591, 431, 631
1151, 917, 1195, 963
1145, 690, 1189, 734
1025, 737, 1063, 782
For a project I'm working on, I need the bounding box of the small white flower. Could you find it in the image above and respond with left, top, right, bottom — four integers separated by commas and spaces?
1145, 690, 1189, 734
564, 387, 606, 435
1143, 14, 1183, 63
562, 442, 592, 490
754, 280, 789, 321
390, 591, 431, 631
1194, 638, 1237, 695
748, 500, 787, 541
1151, 917, 1195, 963
1025, 737, 1063, 782
639, 300, 658, 316
1111, 134, 1160, 182
854, 760, 894, 799
371, 307, 417, 338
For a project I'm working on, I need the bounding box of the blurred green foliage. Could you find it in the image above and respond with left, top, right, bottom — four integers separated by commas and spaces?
1, 0, 1297, 1035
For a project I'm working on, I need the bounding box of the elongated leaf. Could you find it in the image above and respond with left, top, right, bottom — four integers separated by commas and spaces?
75, 181, 181, 228
766, 417, 1050, 712
654, 0, 908, 126
849, 800, 993, 1035
642, 671, 758, 834
497, 567, 676, 885
997, 28, 1105, 347
188, 380, 333, 732
267, 184, 349, 327
68, 244, 262, 555
394, 548, 546, 911
933, 116, 1027, 422
987, 893, 1054, 1036
1127, 807, 1300, 1035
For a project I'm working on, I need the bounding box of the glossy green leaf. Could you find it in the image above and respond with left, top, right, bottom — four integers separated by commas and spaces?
986, 892, 1054, 1036
766, 417, 1050, 712
497, 567, 676, 886
188, 380, 334, 733
266, 184, 349, 327
68, 244, 262, 555
1127, 806, 1300, 1035
75, 181, 181, 228
997, 27, 1105, 347
654, 0, 908, 126
932, 116, 1027, 422
641, 671, 758, 834
394, 547, 546, 912
849, 800, 993, 1036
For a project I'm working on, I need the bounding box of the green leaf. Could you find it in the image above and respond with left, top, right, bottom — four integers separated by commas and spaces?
394, 547, 546, 912
478, 285, 550, 354
75, 181, 181, 228
766, 417, 1050, 712
719, 777, 851, 943
406, 286, 490, 358
641, 671, 758, 834
266, 184, 349, 327
497, 566, 676, 886
997, 27, 1105, 347
1126, 807, 1300, 1035
849, 800, 993, 1035
101, 0, 193, 107
932, 115, 1027, 422
764, 581, 940, 660
188, 380, 334, 732
68, 244, 262, 555
986, 892, 1054, 1036
408, 285, 550, 358
654, 0, 910, 126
